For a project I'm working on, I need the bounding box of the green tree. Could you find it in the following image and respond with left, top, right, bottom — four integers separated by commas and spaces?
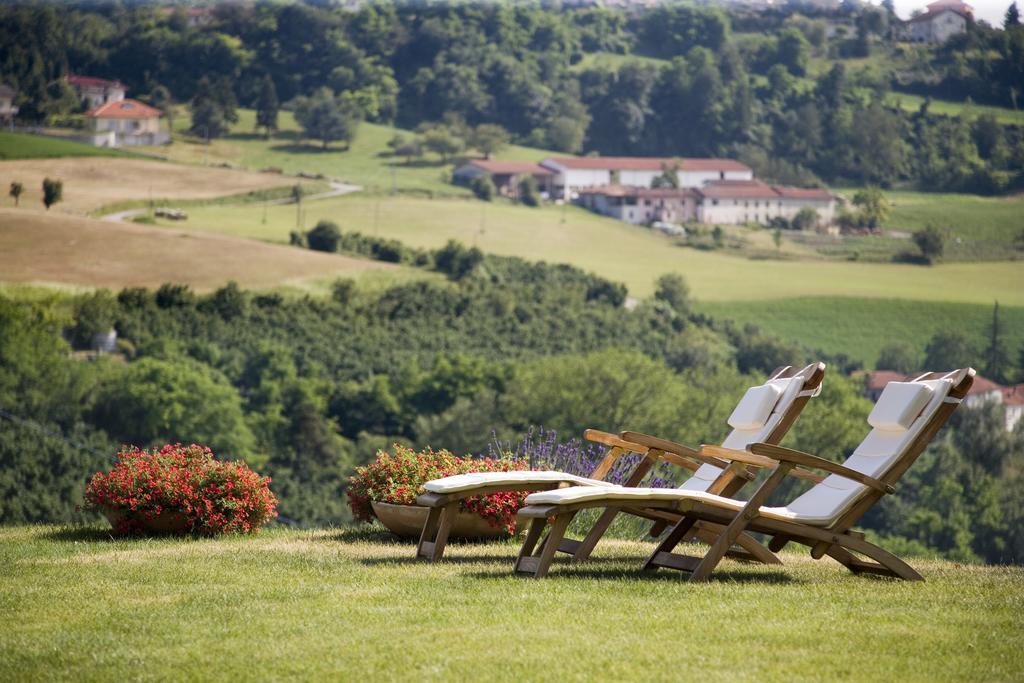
470, 175, 495, 201
776, 27, 811, 77
518, 175, 540, 207
293, 87, 361, 150
256, 75, 279, 139
469, 124, 509, 159
41, 178, 61, 210
792, 207, 820, 231
1005, 2, 1021, 28
913, 225, 946, 262
876, 342, 919, 373
924, 331, 976, 372
307, 220, 342, 253
421, 126, 464, 162
982, 302, 1012, 383
545, 115, 586, 153
9, 181, 23, 206
146, 85, 174, 138
851, 187, 889, 228
653, 273, 691, 315
91, 356, 257, 464
189, 76, 237, 139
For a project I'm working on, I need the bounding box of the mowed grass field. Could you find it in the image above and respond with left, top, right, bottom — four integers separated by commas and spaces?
879, 191, 1024, 260
140, 109, 555, 196
699, 297, 1024, 367
0, 158, 297, 215
0, 131, 130, 160
159, 194, 1024, 303
0, 209, 428, 293
2, 526, 1021, 681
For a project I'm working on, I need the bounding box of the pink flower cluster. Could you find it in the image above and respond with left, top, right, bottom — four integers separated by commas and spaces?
84, 444, 278, 535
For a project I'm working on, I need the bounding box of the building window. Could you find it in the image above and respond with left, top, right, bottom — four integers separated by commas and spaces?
712, 199, 719, 206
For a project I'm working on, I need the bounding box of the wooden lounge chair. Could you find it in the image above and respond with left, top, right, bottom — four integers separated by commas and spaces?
514, 368, 973, 581
414, 362, 826, 562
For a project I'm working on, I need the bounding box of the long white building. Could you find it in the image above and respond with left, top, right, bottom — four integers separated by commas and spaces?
539, 156, 753, 200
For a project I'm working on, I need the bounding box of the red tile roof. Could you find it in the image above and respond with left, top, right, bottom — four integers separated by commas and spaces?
86, 99, 162, 120
865, 370, 910, 392
697, 179, 780, 200
467, 160, 553, 175
543, 157, 751, 172
67, 74, 126, 90
696, 180, 835, 201
578, 184, 697, 199
908, 5, 971, 22
772, 186, 835, 200
864, 371, 1019, 400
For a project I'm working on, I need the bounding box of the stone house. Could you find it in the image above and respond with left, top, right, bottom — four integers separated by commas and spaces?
85, 99, 169, 147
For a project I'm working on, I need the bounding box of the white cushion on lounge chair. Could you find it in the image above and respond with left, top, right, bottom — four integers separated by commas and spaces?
424, 470, 615, 494
727, 382, 784, 430
867, 382, 934, 431
680, 375, 804, 492
774, 378, 951, 524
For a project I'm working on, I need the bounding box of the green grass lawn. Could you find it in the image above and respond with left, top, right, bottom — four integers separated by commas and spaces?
887, 92, 1024, 126
142, 109, 555, 196
878, 191, 1024, 260
2, 525, 1020, 680
698, 297, 1024, 367
154, 193, 1024, 303
0, 131, 129, 160
569, 51, 671, 72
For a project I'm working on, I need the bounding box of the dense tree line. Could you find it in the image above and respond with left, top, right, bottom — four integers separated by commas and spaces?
1, 2, 1021, 192
1, 244, 1022, 563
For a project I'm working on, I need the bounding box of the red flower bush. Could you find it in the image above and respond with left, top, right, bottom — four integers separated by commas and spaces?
347, 444, 530, 534
84, 444, 278, 535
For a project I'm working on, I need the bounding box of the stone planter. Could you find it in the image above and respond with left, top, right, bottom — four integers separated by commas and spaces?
371, 501, 520, 540
102, 506, 190, 535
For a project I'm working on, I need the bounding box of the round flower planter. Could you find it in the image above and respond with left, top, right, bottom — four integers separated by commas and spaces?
102, 506, 190, 535
371, 501, 521, 540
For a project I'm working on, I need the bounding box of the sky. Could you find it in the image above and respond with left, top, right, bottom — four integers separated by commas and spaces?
888, 0, 1010, 26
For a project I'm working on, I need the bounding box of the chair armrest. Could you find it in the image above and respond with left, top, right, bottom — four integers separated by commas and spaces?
620, 431, 731, 470
748, 443, 894, 494
699, 444, 825, 484
583, 429, 649, 454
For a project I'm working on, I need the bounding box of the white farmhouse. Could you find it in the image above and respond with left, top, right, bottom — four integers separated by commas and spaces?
85, 99, 169, 147
66, 74, 127, 109
696, 180, 837, 226
577, 186, 698, 225
903, 0, 972, 43
539, 157, 753, 199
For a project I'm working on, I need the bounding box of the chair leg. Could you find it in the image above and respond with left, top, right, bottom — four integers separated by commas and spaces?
517, 518, 547, 561
570, 508, 619, 562
515, 512, 576, 578
733, 532, 783, 566
834, 536, 924, 581
642, 516, 697, 571
416, 505, 444, 561
688, 513, 754, 582
428, 503, 459, 562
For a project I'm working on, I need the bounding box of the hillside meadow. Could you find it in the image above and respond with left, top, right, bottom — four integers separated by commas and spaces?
153, 194, 1024, 304
0, 157, 299, 215
0, 209, 429, 293
698, 297, 1024, 367
0, 131, 128, 160
1, 526, 1021, 681
138, 109, 554, 197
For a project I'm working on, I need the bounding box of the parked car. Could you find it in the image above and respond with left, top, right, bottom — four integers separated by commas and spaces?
155, 208, 187, 220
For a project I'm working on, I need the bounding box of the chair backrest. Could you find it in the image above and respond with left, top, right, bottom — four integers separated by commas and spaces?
781, 368, 974, 526
679, 362, 825, 492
